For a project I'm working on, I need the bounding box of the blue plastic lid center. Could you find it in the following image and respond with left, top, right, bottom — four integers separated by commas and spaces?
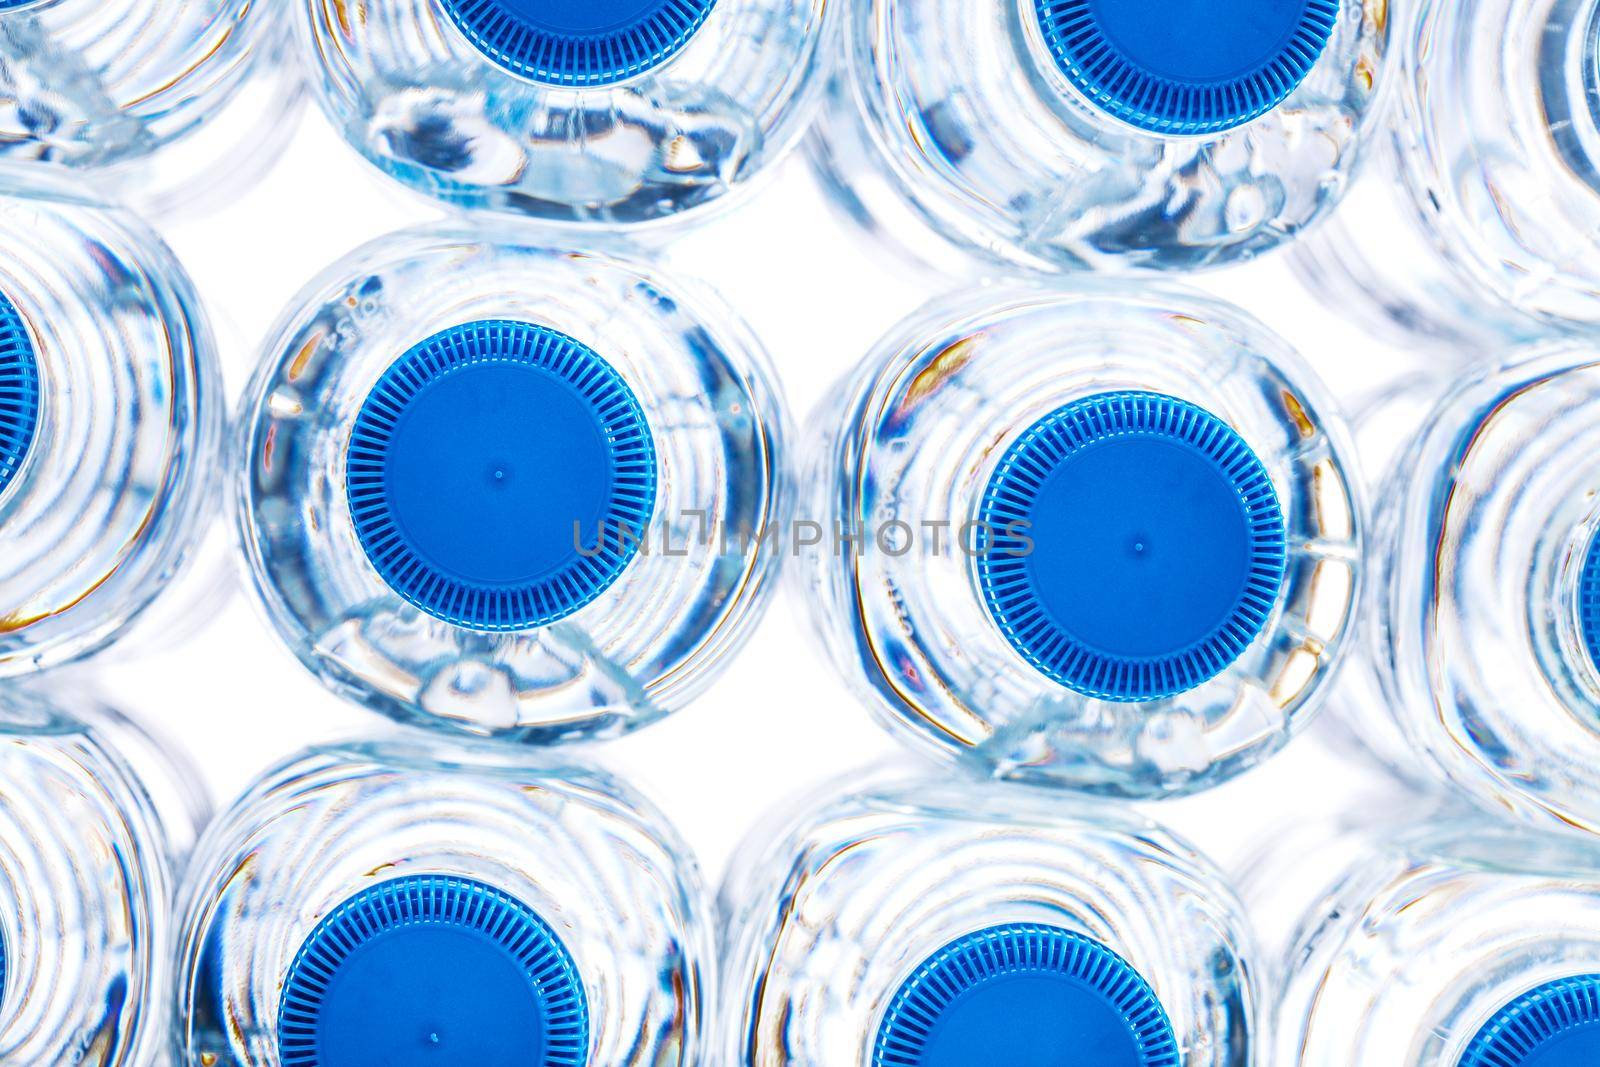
383, 365, 609, 580
1027, 436, 1252, 657
347, 320, 656, 631
0, 289, 39, 500
438, 0, 719, 86
493, 0, 664, 33
1458, 975, 1600, 1067
1033, 0, 1340, 134
978, 391, 1287, 702
279, 876, 588, 1067
875, 924, 1179, 1067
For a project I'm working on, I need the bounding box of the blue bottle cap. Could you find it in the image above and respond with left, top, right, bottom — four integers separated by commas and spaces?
1033, 0, 1340, 135
437, 0, 719, 87
1458, 975, 1600, 1067
978, 391, 1287, 702
1580, 533, 1600, 676
346, 319, 657, 632
875, 924, 1180, 1067
0, 289, 39, 500
279, 875, 589, 1067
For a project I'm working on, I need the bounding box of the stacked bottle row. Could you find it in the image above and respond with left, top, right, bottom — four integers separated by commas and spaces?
10, 0, 1600, 344
27, 165, 1600, 833
1, 0, 1382, 265
10, 684, 1600, 1066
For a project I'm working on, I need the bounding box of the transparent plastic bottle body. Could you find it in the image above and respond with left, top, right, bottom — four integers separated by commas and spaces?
96, 9, 308, 221
40, 682, 214, 863
0, 168, 222, 678
0, 0, 303, 202
236, 225, 790, 743
1265, 817, 1600, 1067
1286, 142, 1547, 358
176, 735, 712, 1067
1230, 773, 1457, 995
300, 0, 835, 227
801, 78, 988, 285
1291, 0, 1600, 345
815, 0, 1388, 274
801, 282, 1361, 797
0, 683, 204, 1066
719, 768, 1258, 1066
1312, 372, 1445, 783
1359, 342, 1600, 832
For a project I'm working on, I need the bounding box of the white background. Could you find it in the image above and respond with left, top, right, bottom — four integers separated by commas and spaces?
84, 93, 1405, 885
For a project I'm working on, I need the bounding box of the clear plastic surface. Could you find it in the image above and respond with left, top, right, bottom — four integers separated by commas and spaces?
799, 282, 1362, 797
1291, 0, 1600, 343
0, 0, 302, 193
95, 10, 308, 221
1268, 816, 1600, 1066
1286, 143, 1547, 357
0, 684, 198, 1066
1232, 775, 1457, 991
235, 224, 790, 743
0, 168, 222, 678
719, 768, 1258, 1065
816, 0, 1390, 273
175, 734, 712, 1066
300, 0, 836, 227
1316, 372, 1445, 782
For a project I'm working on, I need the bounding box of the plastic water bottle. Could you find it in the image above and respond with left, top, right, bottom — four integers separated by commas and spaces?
800, 282, 1361, 797
719, 768, 1258, 1065
235, 224, 790, 743
815, 0, 1389, 273
0, 1, 301, 193
0, 683, 205, 1065
299, 0, 837, 226
1353, 341, 1600, 833
1263, 815, 1600, 1066
175, 734, 711, 1066
1289, 0, 1600, 347
0, 167, 222, 678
